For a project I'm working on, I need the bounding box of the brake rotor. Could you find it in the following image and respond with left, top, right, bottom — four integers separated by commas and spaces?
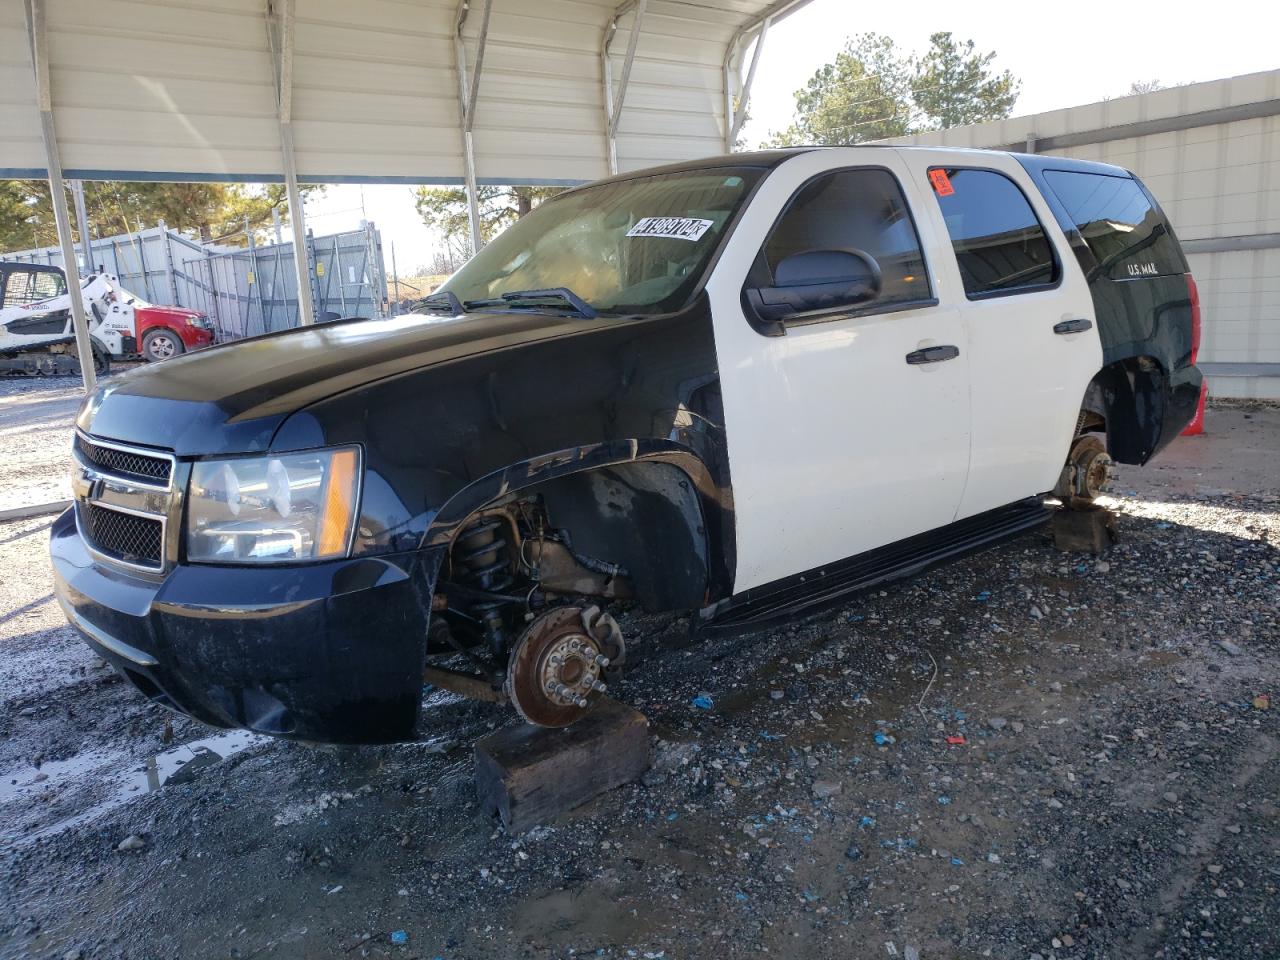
505, 605, 625, 727
1069, 435, 1114, 500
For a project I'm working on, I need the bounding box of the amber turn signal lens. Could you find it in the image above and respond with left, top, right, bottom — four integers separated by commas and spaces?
318, 448, 359, 557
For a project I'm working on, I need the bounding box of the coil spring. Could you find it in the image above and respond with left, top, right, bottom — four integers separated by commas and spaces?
455, 518, 514, 591
455, 517, 516, 655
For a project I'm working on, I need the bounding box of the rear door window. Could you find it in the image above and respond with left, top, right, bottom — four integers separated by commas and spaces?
1042, 169, 1185, 279
761, 167, 933, 311
930, 168, 1058, 298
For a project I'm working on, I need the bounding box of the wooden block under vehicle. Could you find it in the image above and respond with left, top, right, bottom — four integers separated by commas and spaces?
1052, 504, 1117, 554
474, 698, 650, 833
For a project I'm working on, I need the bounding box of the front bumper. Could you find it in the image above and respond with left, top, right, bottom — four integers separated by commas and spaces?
50, 508, 439, 744
181, 325, 215, 349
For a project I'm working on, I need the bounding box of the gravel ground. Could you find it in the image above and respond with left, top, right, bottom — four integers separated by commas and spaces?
0, 368, 142, 512
0, 391, 1276, 960
0, 378, 82, 512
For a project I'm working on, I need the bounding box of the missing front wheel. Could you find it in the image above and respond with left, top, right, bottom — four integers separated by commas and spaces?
428, 495, 635, 726
504, 605, 626, 727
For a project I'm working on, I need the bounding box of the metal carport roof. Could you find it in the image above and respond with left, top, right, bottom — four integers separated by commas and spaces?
3, 0, 811, 390
1, 0, 811, 184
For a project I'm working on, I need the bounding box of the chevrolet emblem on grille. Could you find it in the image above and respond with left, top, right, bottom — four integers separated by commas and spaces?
70, 465, 95, 502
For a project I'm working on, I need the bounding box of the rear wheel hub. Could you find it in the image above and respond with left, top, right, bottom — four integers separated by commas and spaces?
1071, 436, 1113, 500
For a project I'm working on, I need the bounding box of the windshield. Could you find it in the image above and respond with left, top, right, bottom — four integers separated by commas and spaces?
439, 166, 765, 315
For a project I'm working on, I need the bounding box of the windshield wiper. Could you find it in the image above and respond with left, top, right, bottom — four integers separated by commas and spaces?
417, 290, 464, 314
463, 287, 598, 319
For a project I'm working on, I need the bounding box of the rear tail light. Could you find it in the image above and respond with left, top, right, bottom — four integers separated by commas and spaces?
1186, 273, 1201, 365
1182, 273, 1206, 437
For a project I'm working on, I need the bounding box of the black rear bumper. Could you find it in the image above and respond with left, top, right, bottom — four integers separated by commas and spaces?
1151, 363, 1203, 459
50, 508, 439, 744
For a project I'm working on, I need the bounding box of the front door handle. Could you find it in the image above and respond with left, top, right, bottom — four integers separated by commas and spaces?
1053, 317, 1093, 335
905, 345, 960, 365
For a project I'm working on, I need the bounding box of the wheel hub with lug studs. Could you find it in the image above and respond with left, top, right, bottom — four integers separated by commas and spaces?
505, 604, 625, 727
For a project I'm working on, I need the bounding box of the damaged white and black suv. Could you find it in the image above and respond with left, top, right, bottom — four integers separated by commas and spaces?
52, 147, 1202, 741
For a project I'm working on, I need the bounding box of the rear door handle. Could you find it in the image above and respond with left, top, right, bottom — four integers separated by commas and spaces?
905, 345, 960, 365
1053, 317, 1093, 335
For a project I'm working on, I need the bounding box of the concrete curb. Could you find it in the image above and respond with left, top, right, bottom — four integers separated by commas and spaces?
0, 500, 71, 523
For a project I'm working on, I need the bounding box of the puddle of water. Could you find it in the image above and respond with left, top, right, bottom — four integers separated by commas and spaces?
1, 728, 266, 846
2, 686, 486, 849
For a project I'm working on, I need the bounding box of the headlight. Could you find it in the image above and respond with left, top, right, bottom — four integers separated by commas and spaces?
186, 446, 361, 563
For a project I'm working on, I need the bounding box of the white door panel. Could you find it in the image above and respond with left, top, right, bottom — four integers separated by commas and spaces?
900, 151, 1104, 519
707, 150, 971, 592
956, 289, 1099, 515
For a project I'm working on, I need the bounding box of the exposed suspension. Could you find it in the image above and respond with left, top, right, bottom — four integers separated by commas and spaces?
452, 516, 517, 657
430, 497, 636, 725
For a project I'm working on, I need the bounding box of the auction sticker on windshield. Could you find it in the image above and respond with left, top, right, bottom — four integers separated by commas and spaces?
626, 217, 715, 241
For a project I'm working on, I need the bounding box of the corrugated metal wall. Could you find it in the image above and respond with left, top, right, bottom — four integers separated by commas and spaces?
889, 69, 1280, 400
3, 224, 387, 339
0, 0, 40, 175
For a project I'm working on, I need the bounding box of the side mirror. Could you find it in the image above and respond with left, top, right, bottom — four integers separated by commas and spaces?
745, 249, 882, 324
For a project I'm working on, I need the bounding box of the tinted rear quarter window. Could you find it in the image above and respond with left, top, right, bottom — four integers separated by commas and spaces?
1042, 170, 1185, 279
931, 168, 1058, 298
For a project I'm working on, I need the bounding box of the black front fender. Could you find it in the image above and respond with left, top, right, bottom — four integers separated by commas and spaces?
271, 298, 734, 592
422, 438, 734, 605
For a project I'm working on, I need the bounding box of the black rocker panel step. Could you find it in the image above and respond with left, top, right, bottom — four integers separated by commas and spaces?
703, 498, 1051, 635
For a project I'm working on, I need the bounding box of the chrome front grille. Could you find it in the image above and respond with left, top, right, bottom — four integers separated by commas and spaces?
81, 503, 164, 569
72, 432, 176, 573
74, 433, 173, 486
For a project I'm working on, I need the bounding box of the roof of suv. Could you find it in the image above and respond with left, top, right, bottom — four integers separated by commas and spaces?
579, 145, 1134, 192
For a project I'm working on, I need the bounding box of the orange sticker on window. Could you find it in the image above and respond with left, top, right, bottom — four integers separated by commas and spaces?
929, 169, 955, 196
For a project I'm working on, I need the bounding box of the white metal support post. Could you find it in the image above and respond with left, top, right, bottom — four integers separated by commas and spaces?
730, 16, 770, 149
454, 0, 493, 255
23, 0, 97, 393
723, 0, 811, 152
266, 0, 316, 325
600, 0, 648, 176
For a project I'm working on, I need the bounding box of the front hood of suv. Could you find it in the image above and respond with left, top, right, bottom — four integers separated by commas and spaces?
79, 311, 617, 455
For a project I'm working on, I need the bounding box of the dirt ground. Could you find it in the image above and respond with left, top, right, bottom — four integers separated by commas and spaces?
0, 383, 1276, 960
0, 379, 82, 512
0, 367, 145, 511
